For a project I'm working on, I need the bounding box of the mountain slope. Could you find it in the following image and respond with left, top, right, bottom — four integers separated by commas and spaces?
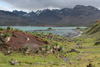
0, 5, 100, 26
58, 5, 100, 26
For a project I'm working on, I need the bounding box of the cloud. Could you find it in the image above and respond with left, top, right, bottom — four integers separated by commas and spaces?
0, 3, 12, 11
0, 0, 100, 12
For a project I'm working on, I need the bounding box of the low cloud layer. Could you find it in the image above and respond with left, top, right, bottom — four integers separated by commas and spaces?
0, 0, 100, 12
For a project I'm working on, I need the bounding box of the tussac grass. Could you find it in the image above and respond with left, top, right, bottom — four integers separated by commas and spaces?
0, 52, 64, 67
1, 26, 100, 67
1, 33, 100, 67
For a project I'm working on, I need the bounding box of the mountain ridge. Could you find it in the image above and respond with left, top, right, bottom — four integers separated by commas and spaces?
0, 5, 100, 26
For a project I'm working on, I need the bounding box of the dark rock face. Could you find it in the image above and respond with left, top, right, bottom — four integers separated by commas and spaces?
71, 5, 99, 16
0, 5, 100, 26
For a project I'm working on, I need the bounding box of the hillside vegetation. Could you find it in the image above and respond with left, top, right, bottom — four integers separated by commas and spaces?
86, 20, 100, 34
1, 21, 100, 67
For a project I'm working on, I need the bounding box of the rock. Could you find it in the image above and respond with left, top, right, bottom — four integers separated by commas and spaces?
14, 60, 19, 65
41, 48, 45, 51
27, 49, 30, 52
87, 63, 92, 67
11, 59, 15, 65
47, 51, 50, 54
50, 49, 53, 52
25, 49, 30, 54
54, 61, 58, 63
48, 62, 51, 64
10, 59, 19, 65
25, 51, 29, 54
79, 46, 82, 49
53, 50, 58, 54
25, 37, 30, 41
4, 37, 11, 43
56, 45, 60, 49
7, 51, 11, 54
53, 46, 57, 49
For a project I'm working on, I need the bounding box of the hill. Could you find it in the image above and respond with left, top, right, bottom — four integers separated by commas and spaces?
0, 27, 48, 51
86, 20, 100, 34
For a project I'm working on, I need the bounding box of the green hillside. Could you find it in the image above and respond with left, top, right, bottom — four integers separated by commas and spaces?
1, 22, 100, 67
86, 20, 100, 34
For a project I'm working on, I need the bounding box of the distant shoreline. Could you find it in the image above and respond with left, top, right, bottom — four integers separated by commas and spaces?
32, 29, 83, 38
72, 30, 83, 38
33, 29, 75, 31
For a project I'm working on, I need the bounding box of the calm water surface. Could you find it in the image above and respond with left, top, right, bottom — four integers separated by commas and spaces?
1, 26, 86, 37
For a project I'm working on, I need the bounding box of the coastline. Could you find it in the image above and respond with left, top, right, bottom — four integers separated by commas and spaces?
72, 30, 83, 38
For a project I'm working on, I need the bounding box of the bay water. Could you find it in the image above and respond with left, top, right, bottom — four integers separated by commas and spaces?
1, 26, 86, 37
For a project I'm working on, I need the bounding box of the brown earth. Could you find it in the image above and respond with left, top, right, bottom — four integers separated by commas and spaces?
0, 31, 48, 51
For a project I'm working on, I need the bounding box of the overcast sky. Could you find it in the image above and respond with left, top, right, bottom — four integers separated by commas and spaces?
0, 0, 100, 12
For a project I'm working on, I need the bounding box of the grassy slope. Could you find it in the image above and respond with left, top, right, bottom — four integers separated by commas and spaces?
86, 20, 100, 34
0, 52, 64, 67
1, 22, 100, 67
1, 33, 100, 67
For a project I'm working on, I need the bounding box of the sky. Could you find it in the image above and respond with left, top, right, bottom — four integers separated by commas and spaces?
0, 0, 100, 12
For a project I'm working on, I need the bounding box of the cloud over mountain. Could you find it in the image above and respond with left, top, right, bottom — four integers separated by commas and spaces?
0, 0, 100, 12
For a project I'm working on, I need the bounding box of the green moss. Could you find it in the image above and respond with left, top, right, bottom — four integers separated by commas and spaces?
2, 33, 11, 38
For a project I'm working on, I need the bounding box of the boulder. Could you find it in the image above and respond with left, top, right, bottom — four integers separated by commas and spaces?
47, 51, 50, 54
25, 37, 30, 41
41, 48, 45, 51
50, 49, 53, 52
10, 59, 19, 65
4, 37, 11, 43
56, 45, 60, 49
53, 46, 57, 49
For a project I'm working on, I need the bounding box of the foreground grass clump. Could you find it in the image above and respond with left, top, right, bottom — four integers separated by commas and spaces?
0, 27, 5, 31
35, 43, 64, 54
1, 33, 11, 38
32, 32, 67, 43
